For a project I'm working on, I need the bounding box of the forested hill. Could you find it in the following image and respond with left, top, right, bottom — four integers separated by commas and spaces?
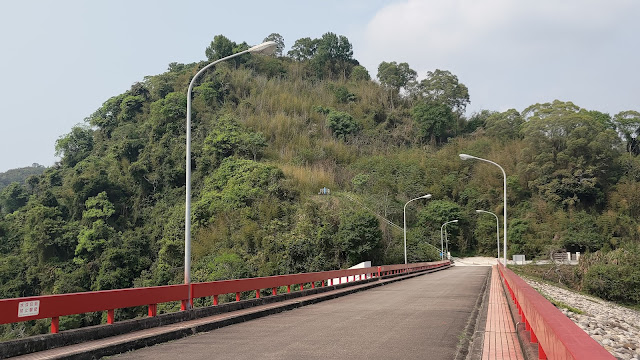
0, 164, 46, 191
1, 32, 640, 337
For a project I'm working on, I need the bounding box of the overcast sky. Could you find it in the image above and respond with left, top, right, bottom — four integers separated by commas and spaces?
1, 0, 638, 172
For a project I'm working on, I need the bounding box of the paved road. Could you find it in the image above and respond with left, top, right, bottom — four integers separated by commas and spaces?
114, 266, 489, 360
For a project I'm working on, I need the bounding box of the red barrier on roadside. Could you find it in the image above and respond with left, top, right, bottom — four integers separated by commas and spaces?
497, 264, 614, 360
0, 261, 450, 334
192, 261, 449, 300
0, 285, 188, 333
192, 267, 374, 300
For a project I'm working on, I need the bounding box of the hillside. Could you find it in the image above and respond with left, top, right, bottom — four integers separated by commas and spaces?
0, 164, 46, 191
1, 32, 639, 337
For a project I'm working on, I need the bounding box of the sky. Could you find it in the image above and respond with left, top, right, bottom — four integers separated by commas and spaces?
0, 0, 638, 172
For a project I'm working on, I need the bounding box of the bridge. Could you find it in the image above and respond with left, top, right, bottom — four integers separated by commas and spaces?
0, 261, 615, 359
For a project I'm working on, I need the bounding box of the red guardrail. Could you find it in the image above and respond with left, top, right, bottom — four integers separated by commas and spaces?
0, 285, 188, 334
0, 261, 450, 334
497, 263, 615, 360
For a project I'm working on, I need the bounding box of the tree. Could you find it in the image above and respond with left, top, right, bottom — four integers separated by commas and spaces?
119, 95, 144, 122
336, 210, 382, 266
416, 200, 467, 253
203, 115, 267, 163
312, 32, 355, 79
55, 125, 94, 168
351, 155, 426, 219
350, 65, 370, 81
463, 110, 495, 134
205, 35, 234, 61
377, 61, 416, 108
87, 94, 126, 137
521, 100, 622, 208
411, 102, 455, 145
287, 37, 318, 61
263, 33, 285, 57
613, 110, 640, 155
484, 109, 523, 140
0, 182, 29, 214
149, 92, 187, 138
417, 69, 470, 115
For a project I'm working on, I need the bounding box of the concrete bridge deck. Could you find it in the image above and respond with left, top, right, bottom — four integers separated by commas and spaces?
109, 266, 490, 360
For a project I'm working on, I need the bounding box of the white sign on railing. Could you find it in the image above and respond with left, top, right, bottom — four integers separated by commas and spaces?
18, 300, 40, 317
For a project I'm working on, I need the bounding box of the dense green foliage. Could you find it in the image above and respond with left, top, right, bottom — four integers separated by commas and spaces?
1, 32, 640, 338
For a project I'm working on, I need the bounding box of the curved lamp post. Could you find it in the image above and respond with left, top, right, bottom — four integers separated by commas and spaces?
475, 210, 500, 262
459, 154, 507, 265
440, 220, 458, 260
185, 41, 277, 309
404, 194, 432, 265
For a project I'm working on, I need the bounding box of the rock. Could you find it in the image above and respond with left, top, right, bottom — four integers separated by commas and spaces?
623, 343, 638, 350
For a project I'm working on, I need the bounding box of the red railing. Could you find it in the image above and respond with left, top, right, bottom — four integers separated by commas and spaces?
0, 261, 450, 334
497, 263, 615, 360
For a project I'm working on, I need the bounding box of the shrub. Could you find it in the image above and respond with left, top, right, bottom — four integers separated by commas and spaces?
326, 110, 359, 140
579, 246, 640, 305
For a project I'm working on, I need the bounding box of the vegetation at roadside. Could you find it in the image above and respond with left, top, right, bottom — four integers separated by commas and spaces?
1, 32, 640, 338
542, 294, 585, 315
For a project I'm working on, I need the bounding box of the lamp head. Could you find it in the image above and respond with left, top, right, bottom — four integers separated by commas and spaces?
459, 153, 474, 160
248, 41, 278, 55
422, 194, 432, 199
452, 219, 459, 223
475, 210, 482, 213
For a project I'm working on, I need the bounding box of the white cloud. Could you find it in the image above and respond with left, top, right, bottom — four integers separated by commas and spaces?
358, 0, 639, 115
361, 0, 636, 69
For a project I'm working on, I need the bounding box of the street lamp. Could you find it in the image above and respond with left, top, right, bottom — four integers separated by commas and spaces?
184, 41, 277, 309
404, 194, 432, 265
476, 210, 500, 262
440, 220, 458, 260
459, 154, 507, 265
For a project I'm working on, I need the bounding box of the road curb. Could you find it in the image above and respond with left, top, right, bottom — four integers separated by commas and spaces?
454, 266, 491, 360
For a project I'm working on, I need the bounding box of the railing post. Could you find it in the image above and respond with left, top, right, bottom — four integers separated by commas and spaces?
272, 287, 277, 296
255, 290, 260, 299
236, 292, 240, 301
51, 317, 59, 334
311, 282, 315, 289
287, 285, 291, 293
148, 304, 157, 317
377, 266, 381, 278
213, 295, 218, 306
538, 343, 547, 359
299, 283, 304, 291
107, 309, 115, 324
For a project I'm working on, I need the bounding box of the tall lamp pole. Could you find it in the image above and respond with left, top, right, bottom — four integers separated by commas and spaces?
459, 154, 507, 265
404, 194, 432, 265
440, 220, 458, 260
185, 41, 277, 309
476, 210, 500, 262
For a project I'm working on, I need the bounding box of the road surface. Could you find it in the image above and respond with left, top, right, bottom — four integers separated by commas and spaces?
113, 266, 489, 360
